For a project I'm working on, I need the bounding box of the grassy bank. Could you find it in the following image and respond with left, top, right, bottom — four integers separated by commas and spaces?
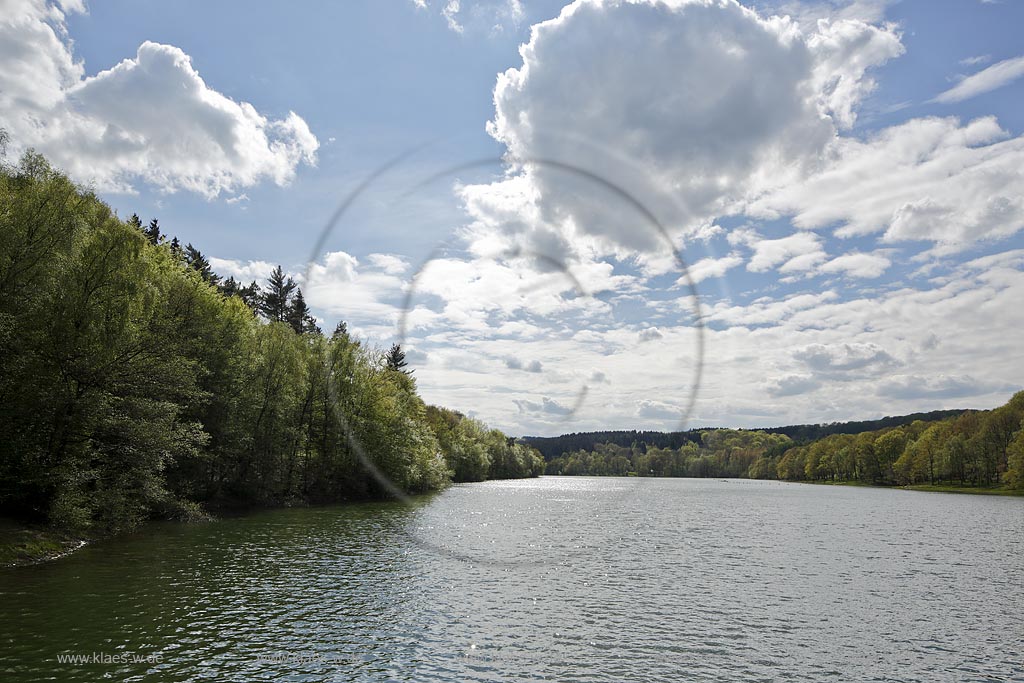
0, 518, 89, 567
899, 483, 1024, 496
800, 479, 1024, 496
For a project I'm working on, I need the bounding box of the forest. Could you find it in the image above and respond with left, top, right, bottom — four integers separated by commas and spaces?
546, 393, 1024, 489
521, 408, 967, 460
0, 148, 543, 539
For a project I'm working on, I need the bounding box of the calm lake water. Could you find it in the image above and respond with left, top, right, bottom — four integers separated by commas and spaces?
2, 477, 1022, 682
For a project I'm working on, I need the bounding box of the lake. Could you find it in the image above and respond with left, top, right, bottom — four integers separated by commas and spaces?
2, 477, 1022, 682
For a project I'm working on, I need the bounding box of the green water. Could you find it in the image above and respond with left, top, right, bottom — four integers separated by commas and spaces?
2, 477, 1022, 681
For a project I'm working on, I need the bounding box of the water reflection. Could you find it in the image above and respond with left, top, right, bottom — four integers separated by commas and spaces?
1, 478, 1021, 682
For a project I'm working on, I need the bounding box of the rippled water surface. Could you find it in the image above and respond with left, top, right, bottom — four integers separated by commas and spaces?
2, 477, 1022, 682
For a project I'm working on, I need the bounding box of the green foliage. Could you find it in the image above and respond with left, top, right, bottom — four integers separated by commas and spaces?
258, 265, 296, 322
426, 406, 544, 482
521, 410, 966, 459
286, 288, 318, 335
184, 242, 220, 286
547, 430, 791, 478
385, 343, 410, 374
0, 151, 534, 537
551, 394, 1023, 490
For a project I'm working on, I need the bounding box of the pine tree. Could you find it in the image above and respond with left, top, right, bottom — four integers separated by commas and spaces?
332, 321, 349, 341
169, 237, 183, 261
259, 265, 296, 322
127, 213, 143, 232
184, 243, 221, 286
239, 281, 261, 313
385, 343, 410, 374
144, 218, 163, 245
221, 276, 239, 298
286, 287, 319, 335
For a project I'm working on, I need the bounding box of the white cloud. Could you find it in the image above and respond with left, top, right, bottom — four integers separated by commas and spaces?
635, 399, 683, 420
684, 253, 745, 284
394, 249, 1024, 434
959, 54, 991, 67
366, 253, 410, 275
766, 374, 821, 397
442, 0, 464, 33
933, 55, 1024, 103
749, 116, 1024, 255
514, 396, 572, 416
706, 290, 838, 327
818, 251, 891, 278
310, 251, 359, 284
638, 327, 664, 342
208, 257, 277, 283
0, 0, 82, 118
415, 0, 524, 33
0, 1, 318, 197
877, 374, 1008, 400
744, 231, 827, 273
755, 0, 895, 25
303, 251, 407, 326
807, 16, 904, 128
506, 357, 543, 372
794, 341, 899, 377
465, 0, 901, 259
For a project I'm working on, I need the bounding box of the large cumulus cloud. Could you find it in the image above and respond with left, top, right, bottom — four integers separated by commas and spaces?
463, 0, 901, 258
0, 0, 318, 197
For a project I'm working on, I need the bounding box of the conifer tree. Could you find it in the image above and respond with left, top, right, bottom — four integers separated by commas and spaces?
286, 287, 319, 335
239, 280, 261, 313
144, 218, 163, 245
259, 265, 296, 322
184, 243, 221, 286
221, 276, 239, 298
169, 237, 183, 261
385, 343, 410, 374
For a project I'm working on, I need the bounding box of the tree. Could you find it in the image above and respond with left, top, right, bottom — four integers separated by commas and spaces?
144, 218, 163, 245
259, 265, 295, 322
385, 343, 410, 374
1005, 420, 1024, 489
872, 429, 906, 485
221, 276, 240, 298
286, 287, 319, 335
169, 237, 183, 261
238, 280, 261, 313
184, 243, 221, 286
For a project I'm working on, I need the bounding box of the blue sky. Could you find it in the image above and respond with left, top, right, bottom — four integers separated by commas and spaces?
3, 0, 1023, 435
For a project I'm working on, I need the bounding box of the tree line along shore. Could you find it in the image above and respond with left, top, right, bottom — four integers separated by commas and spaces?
0, 149, 542, 564
539, 393, 1024, 491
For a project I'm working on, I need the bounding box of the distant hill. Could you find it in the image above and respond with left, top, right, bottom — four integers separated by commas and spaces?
520, 408, 969, 460
754, 409, 970, 443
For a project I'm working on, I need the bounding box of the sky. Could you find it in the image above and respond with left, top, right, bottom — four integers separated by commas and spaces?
2, 0, 1023, 436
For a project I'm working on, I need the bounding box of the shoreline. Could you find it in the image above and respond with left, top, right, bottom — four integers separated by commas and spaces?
0, 521, 91, 568
542, 474, 1024, 496
792, 479, 1024, 496
0, 486, 446, 569
6, 475, 1019, 567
